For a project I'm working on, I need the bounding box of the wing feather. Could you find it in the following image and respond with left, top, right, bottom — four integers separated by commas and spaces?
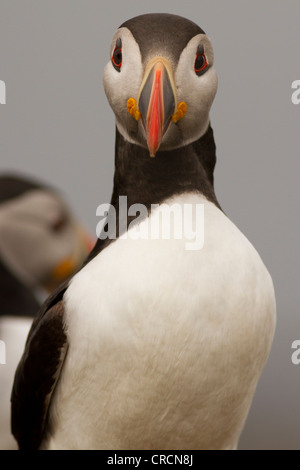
11, 300, 68, 450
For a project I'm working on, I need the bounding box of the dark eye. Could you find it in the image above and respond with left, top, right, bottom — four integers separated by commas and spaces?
194, 45, 208, 76
51, 216, 67, 233
112, 38, 122, 71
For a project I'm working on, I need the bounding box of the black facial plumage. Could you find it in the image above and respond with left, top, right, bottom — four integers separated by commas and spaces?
120, 13, 206, 64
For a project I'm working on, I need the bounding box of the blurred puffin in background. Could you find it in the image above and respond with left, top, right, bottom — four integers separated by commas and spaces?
0, 173, 94, 449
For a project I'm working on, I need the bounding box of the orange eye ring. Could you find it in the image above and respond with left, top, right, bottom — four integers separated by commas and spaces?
112, 47, 122, 69
112, 44, 122, 71
194, 53, 208, 76
194, 45, 209, 76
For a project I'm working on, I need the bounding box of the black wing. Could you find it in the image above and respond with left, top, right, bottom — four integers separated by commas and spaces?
10, 225, 110, 449
11, 299, 68, 449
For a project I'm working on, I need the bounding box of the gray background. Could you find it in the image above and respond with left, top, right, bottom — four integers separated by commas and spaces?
0, 0, 299, 450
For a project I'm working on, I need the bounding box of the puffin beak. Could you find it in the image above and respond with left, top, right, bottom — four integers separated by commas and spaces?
138, 58, 176, 157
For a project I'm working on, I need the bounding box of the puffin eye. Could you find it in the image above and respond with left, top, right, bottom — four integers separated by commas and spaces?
50, 216, 67, 233
194, 45, 208, 76
112, 38, 122, 71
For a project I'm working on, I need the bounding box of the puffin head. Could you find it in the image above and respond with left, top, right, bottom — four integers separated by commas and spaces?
103, 13, 218, 157
0, 175, 94, 293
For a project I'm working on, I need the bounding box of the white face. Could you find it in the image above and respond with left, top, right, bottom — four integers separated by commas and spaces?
103, 27, 218, 152
0, 190, 92, 288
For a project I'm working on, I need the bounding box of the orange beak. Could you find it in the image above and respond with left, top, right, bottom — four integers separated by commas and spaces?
138, 58, 176, 157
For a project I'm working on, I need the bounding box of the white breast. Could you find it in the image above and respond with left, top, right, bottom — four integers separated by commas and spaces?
43, 193, 276, 450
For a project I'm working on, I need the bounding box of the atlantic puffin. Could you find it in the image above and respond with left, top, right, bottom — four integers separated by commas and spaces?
11, 14, 276, 450
0, 173, 93, 449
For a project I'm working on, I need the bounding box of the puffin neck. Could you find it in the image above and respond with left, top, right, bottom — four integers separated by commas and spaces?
85, 125, 220, 262
112, 125, 219, 210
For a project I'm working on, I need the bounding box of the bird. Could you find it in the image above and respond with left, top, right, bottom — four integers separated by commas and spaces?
11, 13, 276, 450
0, 173, 94, 449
